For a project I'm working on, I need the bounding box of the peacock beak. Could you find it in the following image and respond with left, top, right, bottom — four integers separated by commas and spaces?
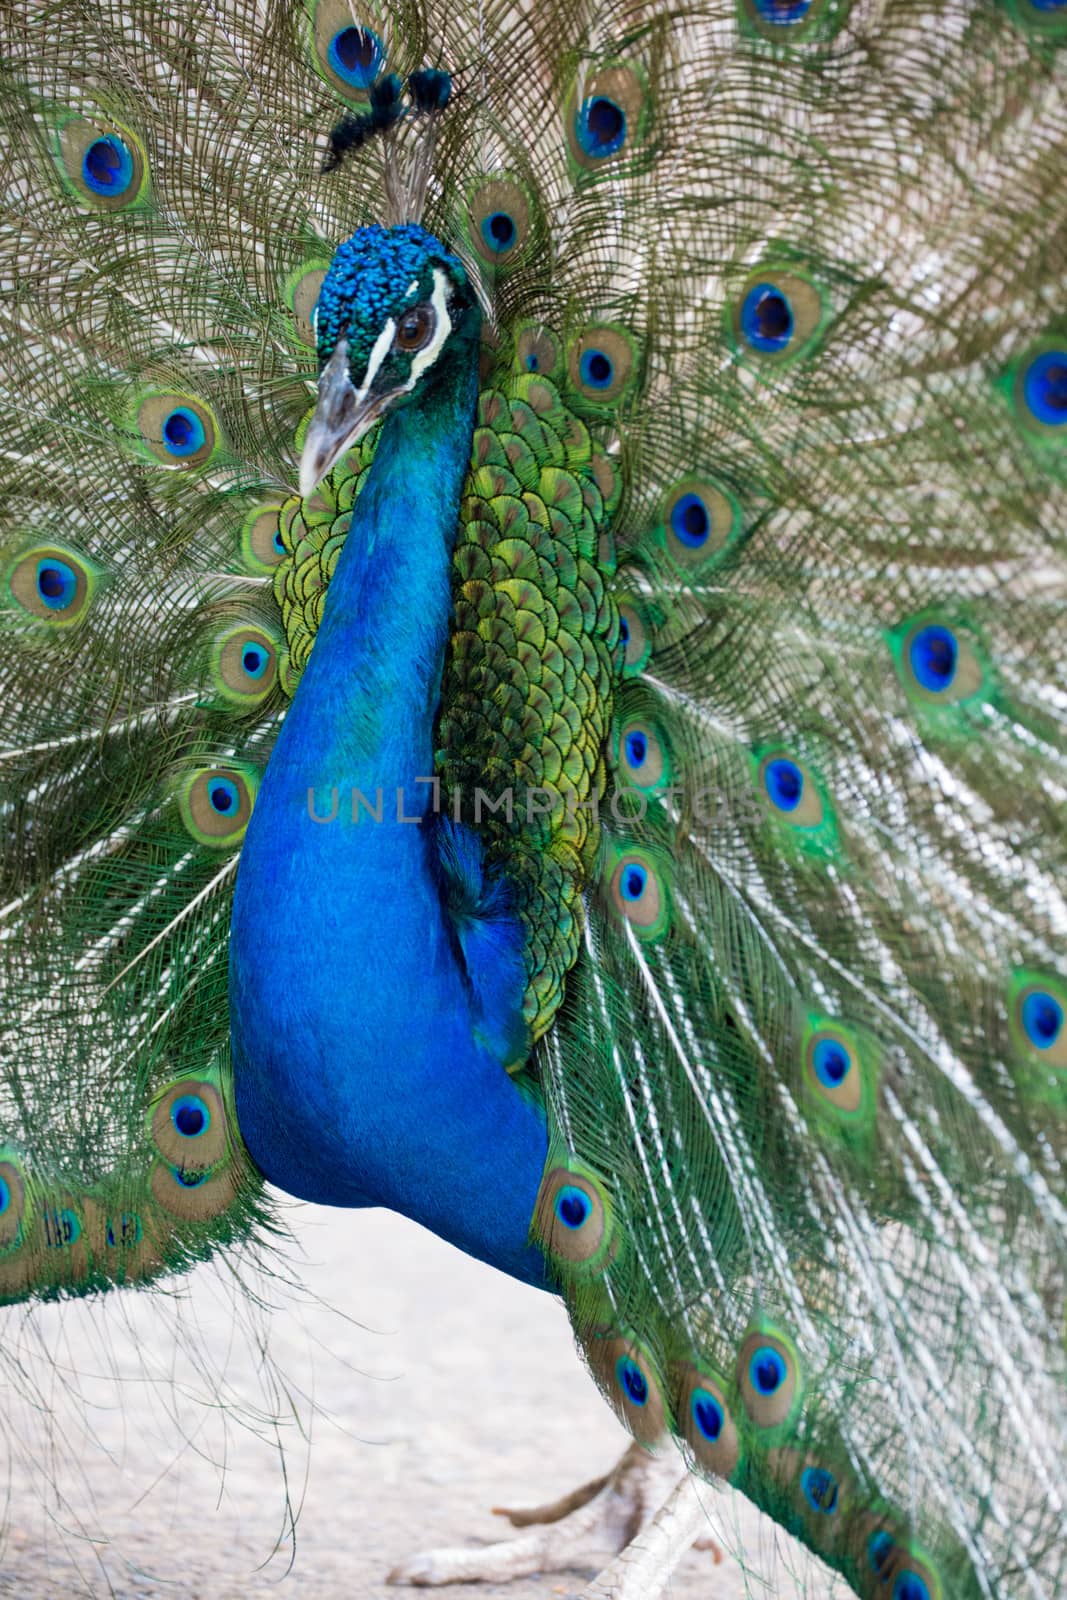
299, 337, 394, 499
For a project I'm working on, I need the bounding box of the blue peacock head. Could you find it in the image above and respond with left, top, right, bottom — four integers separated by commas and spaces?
300, 223, 476, 497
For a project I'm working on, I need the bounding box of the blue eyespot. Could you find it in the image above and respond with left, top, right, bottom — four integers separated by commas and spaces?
161, 406, 206, 458
754, 0, 814, 20
670, 493, 709, 548
625, 730, 648, 768
616, 1356, 648, 1406
0, 1176, 9, 1215
36, 557, 78, 610
740, 284, 794, 353
749, 1346, 787, 1396
868, 1530, 895, 1578
894, 1577, 931, 1600
555, 1185, 591, 1229
327, 26, 383, 89
171, 1093, 211, 1139
813, 1037, 851, 1088
43, 1206, 80, 1247
691, 1388, 724, 1442
525, 352, 539, 371
908, 624, 957, 692
800, 1466, 838, 1515
620, 862, 648, 901
575, 95, 627, 159
480, 211, 517, 254
618, 615, 630, 646
1022, 990, 1064, 1050
82, 134, 134, 197
106, 1212, 143, 1247
579, 348, 615, 389
241, 643, 270, 680
208, 778, 239, 815
273, 527, 286, 555
175, 1166, 208, 1189
764, 757, 803, 813
1023, 350, 1067, 426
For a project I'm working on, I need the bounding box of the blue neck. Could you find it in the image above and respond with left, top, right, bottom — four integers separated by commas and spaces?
230, 337, 550, 1287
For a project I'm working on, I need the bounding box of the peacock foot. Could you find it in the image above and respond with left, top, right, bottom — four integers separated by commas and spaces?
386, 1441, 722, 1596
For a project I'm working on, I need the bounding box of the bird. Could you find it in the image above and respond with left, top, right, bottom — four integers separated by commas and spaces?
0, 1, 1065, 1598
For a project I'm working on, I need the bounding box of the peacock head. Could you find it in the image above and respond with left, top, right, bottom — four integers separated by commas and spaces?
300, 223, 477, 498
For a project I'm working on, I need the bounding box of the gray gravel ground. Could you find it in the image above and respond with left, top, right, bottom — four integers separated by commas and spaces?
0, 1204, 844, 1598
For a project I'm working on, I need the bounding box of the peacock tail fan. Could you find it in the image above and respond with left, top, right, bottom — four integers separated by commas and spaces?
1, 1, 1065, 1597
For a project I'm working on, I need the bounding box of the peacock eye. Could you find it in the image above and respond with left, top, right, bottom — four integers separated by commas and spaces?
395, 304, 436, 352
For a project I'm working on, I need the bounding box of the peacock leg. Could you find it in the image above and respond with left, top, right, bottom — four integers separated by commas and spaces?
574, 1472, 712, 1600
386, 1441, 721, 1590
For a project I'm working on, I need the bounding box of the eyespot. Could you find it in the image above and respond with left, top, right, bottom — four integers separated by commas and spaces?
868, 1529, 896, 1578
673, 1363, 741, 1479
894, 1576, 932, 1600
566, 64, 649, 172
800, 1466, 839, 1516
150, 1159, 240, 1221
804, 1024, 862, 1112
465, 176, 534, 270
893, 615, 985, 707
135, 393, 219, 469
284, 263, 329, 347
742, 285, 793, 352
395, 303, 436, 352
910, 624, 956, 690
586, 1332, 666, 1446
739, 0, 849, 41
608, 850, 669, 939
1022, 350, 1067, 426
104, 1212, 145, 1249
737, 1327, 801, 1429
758, 753, 824, 826
566, 324, 639, 409
310, 4, 385, 98
39, 1202, 83, 1255
150, 1078, 228, 1168
578, 96, 627, 157
532, 1162, 612, 1268
177, 765, 258, 848
514, 324, 561, 377
859, 1531, 942, 1600
54, 116, 147, 211
173, 1096, 210, 1137
84, 134, 133, 195
1004, 334, 1067, 437
616, 600, 652, 674
239, 502, 288, 573
662, 479, 742, 572
800, 1015, 879, 1138
209, 622, 282, 707
7, 543, 99, 626
1010, 973, 1067, 1070
328, 25, 383, 87
1023, 990, 1064, 1049
0, 1160, 26, 1251
755, 0, 814, 18
616, 718, 668, 790
733, 268, 826, 363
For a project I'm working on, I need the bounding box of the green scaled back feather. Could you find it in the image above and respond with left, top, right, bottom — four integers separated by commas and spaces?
1, 2, 1066, 1598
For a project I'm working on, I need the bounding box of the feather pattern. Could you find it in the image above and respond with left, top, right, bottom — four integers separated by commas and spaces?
0, 1, 1065, 1597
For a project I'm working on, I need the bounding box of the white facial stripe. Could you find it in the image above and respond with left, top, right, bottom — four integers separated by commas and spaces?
404, 268, 452, 391
355, 314, 398, 403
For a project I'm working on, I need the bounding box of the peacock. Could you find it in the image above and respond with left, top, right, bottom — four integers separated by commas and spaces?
1, 1, 1065, 1596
